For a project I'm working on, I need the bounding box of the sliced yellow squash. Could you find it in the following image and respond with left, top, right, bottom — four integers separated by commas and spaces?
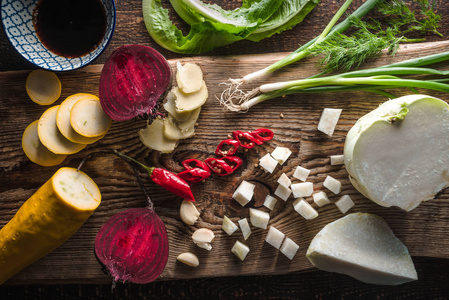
26, 70, 61, 105
38, 106, 87, 155
57, 93, 105, 144
22, 120, 67, 166
70, 97, 112, 137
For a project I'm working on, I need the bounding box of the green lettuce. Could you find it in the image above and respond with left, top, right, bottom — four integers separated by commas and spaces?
142, 0, 319, 54
246, 0, 319, 42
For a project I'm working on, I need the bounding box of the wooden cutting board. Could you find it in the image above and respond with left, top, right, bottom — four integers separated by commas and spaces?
1, 41, 449, 285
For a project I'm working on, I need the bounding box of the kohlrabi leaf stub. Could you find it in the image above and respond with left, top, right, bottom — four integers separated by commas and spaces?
306, 213, 417, 285
344, 95, 449, 211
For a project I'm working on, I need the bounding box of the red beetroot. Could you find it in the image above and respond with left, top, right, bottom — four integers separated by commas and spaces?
99, 45, 172, 122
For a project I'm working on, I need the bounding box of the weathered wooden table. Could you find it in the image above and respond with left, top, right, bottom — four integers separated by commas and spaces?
2, 0, 449, 298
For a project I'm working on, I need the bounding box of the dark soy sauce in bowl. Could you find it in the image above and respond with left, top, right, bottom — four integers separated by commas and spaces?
33, 0, 107, 58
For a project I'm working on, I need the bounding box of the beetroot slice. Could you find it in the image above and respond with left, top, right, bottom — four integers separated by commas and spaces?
95, 207, 169, 284
99, 45, 172, 122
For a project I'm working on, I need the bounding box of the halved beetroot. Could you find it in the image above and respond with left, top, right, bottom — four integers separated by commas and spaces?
99, 45, 172, 122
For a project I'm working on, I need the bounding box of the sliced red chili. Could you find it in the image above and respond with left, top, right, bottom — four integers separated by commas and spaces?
215, 139, 240, 156
232, 131, 261, 148
250, 128, 274, 142
182, 158, 210, 173
205, 158, 234, 176
221, 156, 243, 171
178, 168, 211, 183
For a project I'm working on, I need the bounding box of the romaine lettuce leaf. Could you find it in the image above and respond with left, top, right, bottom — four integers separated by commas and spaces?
143, 0, 283, 53
246, 0, 319, 42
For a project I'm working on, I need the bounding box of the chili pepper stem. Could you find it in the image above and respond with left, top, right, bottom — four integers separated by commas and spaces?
113, 150, 155, 175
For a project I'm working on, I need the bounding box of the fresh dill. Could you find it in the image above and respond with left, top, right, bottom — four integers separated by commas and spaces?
311, 0, 443, 73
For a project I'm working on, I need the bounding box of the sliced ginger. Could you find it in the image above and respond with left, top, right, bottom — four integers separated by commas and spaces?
26, 70, 61, 105
174, 82, 208, 112
138, 118, 178, 153
176, 62, 203, 94
22, 120, 67, 166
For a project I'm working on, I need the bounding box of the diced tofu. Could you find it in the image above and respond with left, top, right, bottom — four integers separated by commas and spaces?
238, 218, 251, 240
265, 226, 285, 249
293, 198, 318, 220
292, 166, 310, 182
271, 146, 292, 165
335, 195, 355, 214
317, 108, 342, 137
291, 182, 313, 198
259, 153, 278, 173
323, 175, 342, 194
330, 154, 345, 165
232, 180, 256, 206
263, 195, 277, 210
274, 184, 292, 201
313, 191, 330, 207
280, 237, 300, 260
222, 216, 239, 236
277, 173, 291, 188
231, 240, 250, 261
249, 208, 270, 229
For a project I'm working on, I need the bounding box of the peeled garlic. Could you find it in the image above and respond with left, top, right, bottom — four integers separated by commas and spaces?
180, 200, 200, 225
177, 252, 200, 267
192, 228, 215, 251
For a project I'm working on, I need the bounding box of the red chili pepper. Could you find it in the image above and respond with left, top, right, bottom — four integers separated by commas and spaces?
205, 158, 234, 176
221, 156, 243, 171
232, 131, 261, 148
215, 139, 240, 156
178, 168, 211, 183
182, 158, 210, 172
250, 128, 274, 142
149, 168, 195, 201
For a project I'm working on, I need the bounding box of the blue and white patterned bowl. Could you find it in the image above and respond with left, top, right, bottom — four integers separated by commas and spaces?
1, 0, 116, 71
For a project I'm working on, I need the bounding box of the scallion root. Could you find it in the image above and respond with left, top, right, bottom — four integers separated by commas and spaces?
218, 78, 261, 112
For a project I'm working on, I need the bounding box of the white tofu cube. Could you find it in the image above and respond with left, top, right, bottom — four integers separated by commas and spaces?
259, 153, 278, 173
323, 175, 342, 194
277, 173, 291, 188
238, 218, 251, 240
292, 166, 310, 182
330, 154, 345, 165
280, 237, 300, 260
249, 208, 270, 229
222, 216, 239, 236
265, 226, 285, 249
317, 108, 342, 137
271, 146, 292, 165
232, 180, 256, 206
291, 182, 313, 198
274, 184, 292, 201
335, 195, 355, 214
231, 240, 250, 261
293, 198, 318, 220
313, 191, 330, 207
263, 195, 277, 210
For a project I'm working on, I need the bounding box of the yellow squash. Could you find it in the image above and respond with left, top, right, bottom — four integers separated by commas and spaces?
0, 167, 101, 284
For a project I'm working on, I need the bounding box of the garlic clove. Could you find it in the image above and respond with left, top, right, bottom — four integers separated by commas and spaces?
192, 228, 215, 251
177, 252, 200, 267
180, 200, 200, 225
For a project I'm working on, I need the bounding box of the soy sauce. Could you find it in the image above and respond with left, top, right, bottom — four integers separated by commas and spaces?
33, 0, 107, 58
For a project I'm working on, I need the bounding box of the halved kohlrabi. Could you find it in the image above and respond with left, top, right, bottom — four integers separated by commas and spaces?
344, 94, 449, 211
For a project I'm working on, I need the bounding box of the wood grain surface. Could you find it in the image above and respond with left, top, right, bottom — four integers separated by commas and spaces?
1, 40, 449, 286
2, 0, 449, 298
